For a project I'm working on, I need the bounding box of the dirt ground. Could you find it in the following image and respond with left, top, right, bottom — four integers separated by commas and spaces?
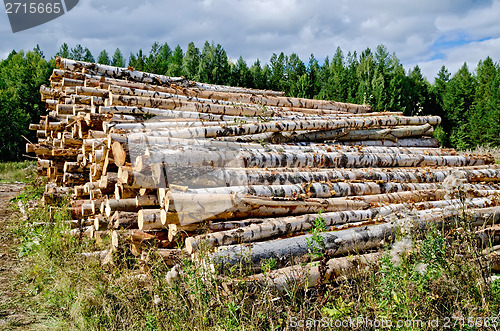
0, 183, 35, 330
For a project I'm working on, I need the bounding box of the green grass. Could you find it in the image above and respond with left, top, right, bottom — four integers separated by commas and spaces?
8, 179, 500, 330
0, 160, 36, 183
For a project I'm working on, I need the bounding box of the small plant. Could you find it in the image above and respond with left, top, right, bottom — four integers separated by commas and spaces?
306, 210, 327, 259
261, 258, 277, 274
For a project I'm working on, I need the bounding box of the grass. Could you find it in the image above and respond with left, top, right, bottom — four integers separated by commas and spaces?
0, 160, 36, 183
7, 178, 500, 330
459, 145, 500, 164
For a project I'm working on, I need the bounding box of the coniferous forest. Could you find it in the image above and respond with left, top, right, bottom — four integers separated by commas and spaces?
1, 42, 499, 161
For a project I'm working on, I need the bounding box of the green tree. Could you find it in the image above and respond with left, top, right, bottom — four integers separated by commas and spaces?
407, 65, 431, 116
387, 55, 410, 113
269, 52, 286, 91
249, 59, 266, 89
56, 43, 69, 58
83, 48, 94, 62
197, 41, 215, 83
212, 44, 230, 85
286, 53, 306, 96
129, 49, 146, 71
307, 54, 321, 98
70, 44, 85, 61
471, 57, 499, 146
111, 48, 125, 67
0, 48, 52, 160
182, 42, 200, 79
230, 56, 251, 87
146, 42, 171, 74
356, 48, 375, 105
97, 50, 111, 65
167, 45, 183, 77
442, 63, 476, 149
318, 47, 347, 102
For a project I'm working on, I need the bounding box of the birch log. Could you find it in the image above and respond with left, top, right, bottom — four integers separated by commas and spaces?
244, 251, 382, 291
185, 196, 500, 253
138, 149, 492, 170
210, 205, 500, 271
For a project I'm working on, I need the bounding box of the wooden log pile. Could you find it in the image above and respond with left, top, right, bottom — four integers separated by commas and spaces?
27, 58, 500, 286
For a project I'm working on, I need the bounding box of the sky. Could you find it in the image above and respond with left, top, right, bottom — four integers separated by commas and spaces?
0, 0, 499, 81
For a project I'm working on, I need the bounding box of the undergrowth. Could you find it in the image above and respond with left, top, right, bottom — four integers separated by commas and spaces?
8, 179, 500, 330
0, 160, 36, 183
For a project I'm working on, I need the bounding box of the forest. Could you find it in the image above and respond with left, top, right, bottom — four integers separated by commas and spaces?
0, 41, 499, 161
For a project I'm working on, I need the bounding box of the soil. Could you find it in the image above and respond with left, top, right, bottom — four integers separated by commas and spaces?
0, 183, 35, 330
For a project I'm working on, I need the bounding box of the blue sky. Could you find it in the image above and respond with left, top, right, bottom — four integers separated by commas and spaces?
0, 0, 499, 80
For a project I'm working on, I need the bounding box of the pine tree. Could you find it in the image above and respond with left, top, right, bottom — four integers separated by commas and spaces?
230, 56, 251, 87
307, 54, 321, 98
70, 44, 85, 61
472, 57, 499, 146
212, 44, 230, 85
442, 63, 476, 149
249, 59, 265, 89
111, 48, 125, 67
269, 52, 286, 91
197, 41, 215, 83
97, 50, 111, 65
167, 45, 183, 77
56, 43, 69, 58
83, 48, 94, 62
182, 42, 200, 79
286, 53, 306, 97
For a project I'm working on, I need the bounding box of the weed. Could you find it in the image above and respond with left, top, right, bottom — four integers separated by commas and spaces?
261, 258, 277, 274
306, 210, 327, 259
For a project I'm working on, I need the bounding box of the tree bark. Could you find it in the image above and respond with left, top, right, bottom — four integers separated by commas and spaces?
138, 209, 163, 230
336, 138, 440, 148
242, 251, 382, 291
186, 196, 500, 253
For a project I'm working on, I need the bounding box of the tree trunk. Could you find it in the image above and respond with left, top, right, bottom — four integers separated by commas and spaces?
110, 211, 138, 229
186, 196, 499, 253
144, 165, 500, 188
335, 124, 434, 142
336, 138, 440, 148
242, 251, 382, 291
122, 116, 441, 140
138, 209, 163, 230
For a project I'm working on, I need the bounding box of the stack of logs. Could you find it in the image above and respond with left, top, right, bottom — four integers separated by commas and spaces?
27, 57, 500, 288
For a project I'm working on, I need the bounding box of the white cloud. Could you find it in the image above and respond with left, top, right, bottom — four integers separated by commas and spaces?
0, 0, 498, 80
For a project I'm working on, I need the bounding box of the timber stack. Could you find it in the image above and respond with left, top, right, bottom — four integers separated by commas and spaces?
26, 57, 500, 288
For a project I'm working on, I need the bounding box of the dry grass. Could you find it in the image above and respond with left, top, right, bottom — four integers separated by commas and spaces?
459, 145, 500, 163
7, 179, 500, 330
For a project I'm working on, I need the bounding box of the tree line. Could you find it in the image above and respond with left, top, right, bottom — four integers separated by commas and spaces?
1, 42, 499, 160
